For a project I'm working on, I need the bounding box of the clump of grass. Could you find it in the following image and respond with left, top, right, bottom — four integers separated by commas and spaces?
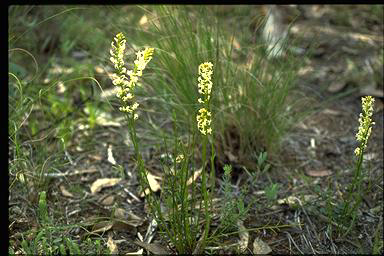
131, 5, 302, 166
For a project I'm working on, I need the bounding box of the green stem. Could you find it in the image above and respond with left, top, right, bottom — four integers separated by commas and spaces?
343, 134, 368, 236
126, 113, 175, 246
201, 135, 210, 250
209, 133, 216, 215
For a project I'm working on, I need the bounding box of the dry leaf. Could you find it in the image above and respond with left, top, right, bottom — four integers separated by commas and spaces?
192, 229, 206, 254
370, 205, 382, 215
306, 169, 332, 177
186, 168, 202, 186
126, 249, 144, 255
92, 221, 113, 233
278, 195, 318, 208
94, 65, 104, 74
107, 235, 119, 254
364, 152, 377, 161
114, 208, 126, 219
327, 80, 347, 93
341, 46, 359, 55
101, 195, 115, 206
90, 178, 122, 194
126, 212, 144, 227
92, 218, 137, 234
322, 108, 341, 115
148, 172, 162, 190
139, 15, 150, 31
237, 220, 249, 252
112, 220, 138, 233
310, 138, 316, 149
113, 208, 144, 227
59, 185, 74, 198
57, 81, 66, 94
144, 219, 158, 244
134, 241, 171, 255
224, 150, 238, 162
137, 232, 144, 242
139, 15, 148, 26
374, 100, 384, 113
359, 86, 384, 98
83, 107, 122, 127
107, 145, 117, 165
96, 114, 122, 127
253, 237, 272, 254
140, 172, 161, 197
297, 66, 314, 76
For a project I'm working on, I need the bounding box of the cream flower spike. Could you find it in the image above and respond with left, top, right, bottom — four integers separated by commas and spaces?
354, 96, 375, 156
196, 62, 213, 135
110, 32, 154, 118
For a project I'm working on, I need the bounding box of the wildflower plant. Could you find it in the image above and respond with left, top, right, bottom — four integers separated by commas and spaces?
196, 61, 216, 251
110, 33, 160, 243
109, 33, 155, 220
342, 96, 375, 235
110, 32, 218, 253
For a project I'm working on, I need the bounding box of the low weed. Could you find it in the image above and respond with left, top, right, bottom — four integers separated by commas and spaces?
217, 165, 250, 234
264, 183, 279, 203
18, 190, 109, 255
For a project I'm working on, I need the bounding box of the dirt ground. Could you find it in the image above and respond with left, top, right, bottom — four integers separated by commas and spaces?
9, 5, 383, 254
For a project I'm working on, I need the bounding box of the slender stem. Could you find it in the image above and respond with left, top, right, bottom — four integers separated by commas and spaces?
209, 134, 215, 214
126, 114, 176, 246
343, 129, 369, 236
201, 135, 210, 249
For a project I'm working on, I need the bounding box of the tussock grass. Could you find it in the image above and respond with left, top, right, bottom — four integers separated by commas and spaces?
124, 6, 306, 167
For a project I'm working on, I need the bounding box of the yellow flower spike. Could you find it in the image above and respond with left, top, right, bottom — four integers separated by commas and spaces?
197, 108, 212, 135
197, 62, 213, 104
133, 47, 155, 76
197, 62, 213, 135
354, 96, 375, 156
109, 32, 154, 119
110, 32, 126, 73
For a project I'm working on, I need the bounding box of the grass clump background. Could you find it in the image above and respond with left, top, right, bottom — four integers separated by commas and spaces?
133, 6, 305, 165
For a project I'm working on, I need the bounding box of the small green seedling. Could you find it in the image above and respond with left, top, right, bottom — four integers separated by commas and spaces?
265, 183, 279, 203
